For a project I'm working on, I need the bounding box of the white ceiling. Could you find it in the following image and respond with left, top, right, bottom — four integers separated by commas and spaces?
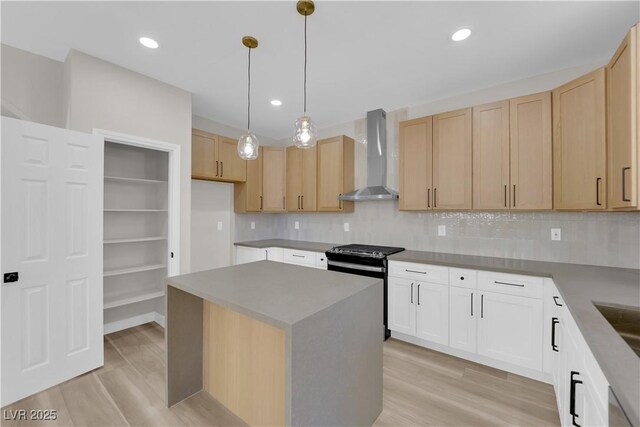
2, 1, 638, 139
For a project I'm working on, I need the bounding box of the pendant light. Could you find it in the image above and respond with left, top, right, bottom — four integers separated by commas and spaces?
293, 0, 317, 149
237, 36, 259, 160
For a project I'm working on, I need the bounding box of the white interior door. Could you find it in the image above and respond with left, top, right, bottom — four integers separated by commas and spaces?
1, 117, 104, 406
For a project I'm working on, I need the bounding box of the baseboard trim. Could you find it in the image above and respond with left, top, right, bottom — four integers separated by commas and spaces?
104, 311, 164, 334
390, 331, 553, 384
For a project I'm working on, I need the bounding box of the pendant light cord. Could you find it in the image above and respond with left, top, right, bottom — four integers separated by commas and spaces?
303, 13, 307, 114
247, 47, 252, 130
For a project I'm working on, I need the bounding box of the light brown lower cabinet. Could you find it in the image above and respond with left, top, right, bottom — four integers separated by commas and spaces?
234, 147, 263, 213
433, 108, 473, 210
553, 68, 607, 210
262, 147, 287, 212
399, 117, 433, 210
473, 101, 510, 210
317, 136, 355, 212
607, 23, 639, 210
286, 145, 317, 211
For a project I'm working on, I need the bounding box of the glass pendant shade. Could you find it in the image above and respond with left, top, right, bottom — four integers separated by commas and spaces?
293, 115, 317, 149
237, 131, 259, 160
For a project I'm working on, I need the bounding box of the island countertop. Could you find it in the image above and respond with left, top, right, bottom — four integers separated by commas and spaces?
166, 260, 381, 330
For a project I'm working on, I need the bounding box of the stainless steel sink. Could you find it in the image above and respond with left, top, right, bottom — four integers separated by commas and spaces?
595, 303, 640, 357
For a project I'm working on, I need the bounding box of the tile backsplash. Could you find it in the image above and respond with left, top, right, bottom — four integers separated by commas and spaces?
235, 203, 640, 269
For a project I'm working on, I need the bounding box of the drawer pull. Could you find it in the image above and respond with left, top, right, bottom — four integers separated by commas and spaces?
292, 254, 305, 258
460, 276, 465, 281
551, 317, 559, 352
494, 280, 525, 288
405, 269, 427, 274
553, 296, 563, 307
570, 371, 583, 426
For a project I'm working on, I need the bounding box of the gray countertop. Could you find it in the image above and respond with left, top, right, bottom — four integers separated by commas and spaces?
233, 239, 640, 424
234, 239, 336, 253
166, 261, 381, 330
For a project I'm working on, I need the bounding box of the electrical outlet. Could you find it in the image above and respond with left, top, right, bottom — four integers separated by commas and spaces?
344, 222, 350, 232
551, 228, 562, 241
294, 221, 300, 230
250, 221, 255, 230
438, 225, 446, 236
217, 221, 223, 231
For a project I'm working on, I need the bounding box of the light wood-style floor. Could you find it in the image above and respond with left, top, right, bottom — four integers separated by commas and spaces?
3, 323, 560, 426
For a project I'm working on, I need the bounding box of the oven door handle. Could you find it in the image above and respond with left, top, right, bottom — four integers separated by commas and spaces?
327, 260, 386, 273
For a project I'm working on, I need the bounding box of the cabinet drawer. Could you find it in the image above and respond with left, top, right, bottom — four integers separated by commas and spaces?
389, 261, 449, 284
449, 268, 477, 289
315, 252, 327, 269
478, 271, 543, 299
283, 249, 316, 266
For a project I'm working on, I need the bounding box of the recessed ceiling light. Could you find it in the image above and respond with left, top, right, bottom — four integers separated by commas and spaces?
451, 28, 471, 42
139, 37, 159, 49
270, 99, 282, 106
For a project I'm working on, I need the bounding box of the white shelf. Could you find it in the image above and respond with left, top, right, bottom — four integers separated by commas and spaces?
104, 236, 167, 244
105, 175, 167, 184
104, 264, 166, 277
104, 209, 167, 213
104, 289, 165, 309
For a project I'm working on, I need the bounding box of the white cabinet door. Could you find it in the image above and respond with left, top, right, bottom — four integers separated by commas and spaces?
1, 117, 104, 406
449, 286, 477, 353
477, 291, 543, 370
388, 277, 416, 336
416, 282, 449, 345
265, 247, 284, 262
235, 246, 266, 264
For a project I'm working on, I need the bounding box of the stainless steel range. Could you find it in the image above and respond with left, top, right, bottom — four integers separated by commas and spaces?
326, 244, 405, 340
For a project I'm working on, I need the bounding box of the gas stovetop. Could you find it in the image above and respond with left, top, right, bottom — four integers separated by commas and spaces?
326, 244, 405, 259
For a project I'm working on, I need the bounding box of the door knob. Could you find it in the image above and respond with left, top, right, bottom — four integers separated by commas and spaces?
4, 272, 18, 283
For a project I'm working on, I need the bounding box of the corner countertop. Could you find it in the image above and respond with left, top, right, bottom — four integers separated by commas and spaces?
233, 239, 639, 424
166, 261, 381, 330
234, 239, 336, 253
389, 250, 640, 426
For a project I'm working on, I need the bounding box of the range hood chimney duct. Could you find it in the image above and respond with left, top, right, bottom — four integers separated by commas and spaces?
338, 109, 398, 201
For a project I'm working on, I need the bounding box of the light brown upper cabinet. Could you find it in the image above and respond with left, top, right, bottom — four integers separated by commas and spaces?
433, 108, 473, 210
509, 92, 553, 210
317, 136, 355, 212
399, 117, 433, 210
473, 101, 510, 210
607, 24, 639, 210
261, 147, 287, 212
234, 147, 263, 213
553, 68, 607, 210
286, 146, 317, 211
191, 129, 247, 183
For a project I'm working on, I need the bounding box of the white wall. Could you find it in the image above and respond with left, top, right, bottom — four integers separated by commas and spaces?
1, 44, 64, 126
63, 50, 192, 275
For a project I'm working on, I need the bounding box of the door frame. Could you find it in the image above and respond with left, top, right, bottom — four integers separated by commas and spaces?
93, 128, 181, 276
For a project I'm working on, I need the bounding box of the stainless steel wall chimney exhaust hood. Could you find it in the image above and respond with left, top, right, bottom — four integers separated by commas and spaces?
338, 109, 399, 201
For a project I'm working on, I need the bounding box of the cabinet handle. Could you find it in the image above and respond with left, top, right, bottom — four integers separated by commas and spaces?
417, 284, 421, 305
434, 188, 437, 208
260, 195, 263, 210
427, 188, 430, 208
553, 296, 563, 307
622, 167, 631, 202
292, 254, 305, 258
504, 185, 507, 207
339, 195, 343, 210
302, 195, 304, 210
570, 371, 583, 426
596, 177, 602, 206
551, 317, 559, 352
410, 283, 414, 304
481, 294, 484, 318
494, 280, 525, 288
298, 196, 301, 209
513, 184, 516, 207
216, 160, 219, 177
283, 196, 285, 210
470, 292, 474, 316
405, 269, 427, 274
220, 161, 224, 177
265, 250, 269, 260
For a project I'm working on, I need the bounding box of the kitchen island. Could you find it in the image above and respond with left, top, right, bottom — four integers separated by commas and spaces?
165, 261, 383, 426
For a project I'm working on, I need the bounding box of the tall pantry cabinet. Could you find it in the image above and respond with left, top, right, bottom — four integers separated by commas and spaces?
103, 142, 170, 331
